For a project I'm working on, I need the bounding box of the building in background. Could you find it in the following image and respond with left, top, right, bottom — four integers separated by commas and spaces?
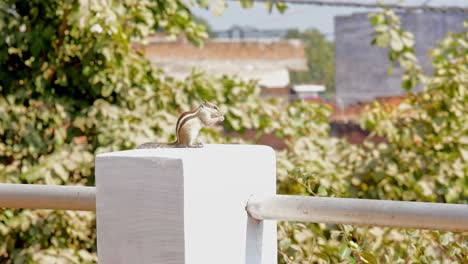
290, 84, 326, 101
211, 26, 289, 40
334, 11, 467, 107
332, 11, 466, 144
140, 33, 307, 102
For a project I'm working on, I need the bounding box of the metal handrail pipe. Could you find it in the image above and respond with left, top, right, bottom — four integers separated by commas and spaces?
0, 184, 95, 211
246, 195, 468, 232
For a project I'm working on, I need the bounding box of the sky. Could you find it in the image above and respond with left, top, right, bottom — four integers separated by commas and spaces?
191, 0, 468, 37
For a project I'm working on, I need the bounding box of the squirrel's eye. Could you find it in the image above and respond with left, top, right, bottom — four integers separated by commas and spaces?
214, 106, 218, 110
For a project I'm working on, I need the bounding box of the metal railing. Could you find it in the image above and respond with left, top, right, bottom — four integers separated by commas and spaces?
246, 195, 468, 232
1, 183, 467, 232
0, 184, 95, 211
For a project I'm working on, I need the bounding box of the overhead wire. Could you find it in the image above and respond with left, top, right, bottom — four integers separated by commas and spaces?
226, 0, 468, 13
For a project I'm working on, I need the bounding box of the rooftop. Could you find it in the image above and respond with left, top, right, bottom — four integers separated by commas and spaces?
140, 35, 308, 88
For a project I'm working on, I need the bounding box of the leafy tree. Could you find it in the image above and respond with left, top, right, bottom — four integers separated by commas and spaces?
277, 10, 467, 264
0, 0, 318, 262
285, 29, 335, 94
0, 0, 249, 262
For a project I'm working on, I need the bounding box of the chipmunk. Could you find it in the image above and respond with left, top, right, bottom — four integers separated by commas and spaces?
137, 101, 224, 149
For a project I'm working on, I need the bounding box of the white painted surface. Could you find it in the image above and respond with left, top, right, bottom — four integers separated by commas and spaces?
246, 195, 468, 232
152, 60, 296, 88
95, 144, 277, 264
292, 84, 326, 93
0, 184, 95, 211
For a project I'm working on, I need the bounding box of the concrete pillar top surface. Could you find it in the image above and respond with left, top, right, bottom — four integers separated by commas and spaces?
97, 144, 275, 159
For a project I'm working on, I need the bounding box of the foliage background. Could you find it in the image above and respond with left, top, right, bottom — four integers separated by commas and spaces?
285, 29, 335, 95
0, 0, 466, 263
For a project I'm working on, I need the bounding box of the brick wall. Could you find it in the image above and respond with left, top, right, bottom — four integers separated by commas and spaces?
142, 40, 305, 61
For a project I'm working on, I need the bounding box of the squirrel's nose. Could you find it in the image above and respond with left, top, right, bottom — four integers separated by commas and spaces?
212, 112, 224, 117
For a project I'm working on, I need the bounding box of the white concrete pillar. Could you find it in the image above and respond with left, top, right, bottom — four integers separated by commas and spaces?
95, 144, 277, 264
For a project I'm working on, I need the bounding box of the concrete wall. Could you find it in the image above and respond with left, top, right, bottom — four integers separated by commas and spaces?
95, 144, 277, 264
335, 12, 467, 106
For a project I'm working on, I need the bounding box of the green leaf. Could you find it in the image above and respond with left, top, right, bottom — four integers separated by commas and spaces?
275, 2, 288, 13
211, 0, 227, 16
439, 233, 452, 246
317, 185, 328, 196
390, 37, 404, 52
387, 65, 393, 76
402, 78, 414, 91
376, 33, 390, 47
340, 244, 351, 260
240, 0, 254, 8
279, 238, 291, 251
101, 85, 114, 97
402, 35, 415, 48
53, 163, 68, 181
342, 225, 353, 235
265, 1, 273, 13
361, 252, 378, 264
